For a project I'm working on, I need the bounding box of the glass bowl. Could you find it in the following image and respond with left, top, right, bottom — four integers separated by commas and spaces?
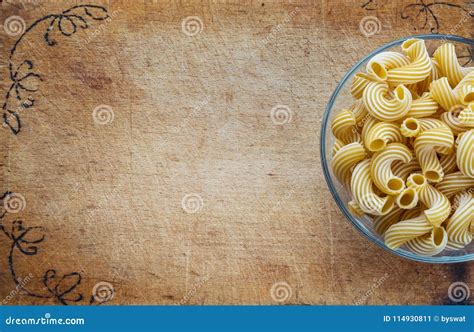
320, 34, 474, 263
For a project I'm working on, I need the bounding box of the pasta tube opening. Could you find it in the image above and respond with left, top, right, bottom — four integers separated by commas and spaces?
388, 178, 404, 192
381, 195, 396, 215
368, 62, 388, 81
369, 139, 385, 151
425, 170, 442, 183
400, 118, 420, 137
407, 173, 427, 189
397, 187, 418, 209
463, 91, 474, 104
433, 227, 446, 247
401, 38, 418, 51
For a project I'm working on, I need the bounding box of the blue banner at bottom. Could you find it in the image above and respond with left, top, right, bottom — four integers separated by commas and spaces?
0, 305, 472, 332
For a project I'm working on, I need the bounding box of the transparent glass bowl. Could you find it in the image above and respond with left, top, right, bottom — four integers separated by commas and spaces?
320, 34, 474, 263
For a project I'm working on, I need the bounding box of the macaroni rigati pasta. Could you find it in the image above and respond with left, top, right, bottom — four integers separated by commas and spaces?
370, 143, 412, 195
330, 38, 474, 256
363, 82, 412, 121
456, 129, 474, 177
445, 192, 473, 249
433, 43, 472, 87
413, 126, 454, 183
387, 39, 432, 86
350, 159, 395, 216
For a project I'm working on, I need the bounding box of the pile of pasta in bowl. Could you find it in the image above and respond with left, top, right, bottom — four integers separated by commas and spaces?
331, 38, 473, 257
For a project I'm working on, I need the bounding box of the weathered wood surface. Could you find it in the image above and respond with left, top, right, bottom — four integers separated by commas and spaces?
0, 0, 472, 305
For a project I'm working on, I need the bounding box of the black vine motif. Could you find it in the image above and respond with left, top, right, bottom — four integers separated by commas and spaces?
2, 4, 110, 135
401, 1, 473, 33
362, 0, 378, 11
0, 192, 111, 305
0, 4, 112, 305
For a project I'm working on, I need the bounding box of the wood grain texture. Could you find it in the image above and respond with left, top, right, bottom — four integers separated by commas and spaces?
0, 0, 472, 305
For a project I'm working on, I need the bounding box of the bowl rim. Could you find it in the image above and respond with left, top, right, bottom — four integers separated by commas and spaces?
320, 34, 474, 264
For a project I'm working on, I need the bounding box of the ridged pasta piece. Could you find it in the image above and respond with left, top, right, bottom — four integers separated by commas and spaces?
415, 147, 445, 183
351, 159, 395, 215
364, 121, 403, 152
440, 106, 469, 135
456, 129, 474, 177
361, 116, 377, 140
387, 39, 431, 86
436, 171, 474, 199
439, 150, 457, 175
363, 82, 412, 121
446, 240, 469, 251
458, 103, 474, 127
400, 118, 446, 137
455, 71, 474, 91
351, 73, 375, 99
414, 126, 454, 183
371, 143, 412, 195
401, 207, 423, 220
332, 139, 345, 156
384, 213, 432, 249
430, 77, 461, 111
404, 92, 439, 118
445, 192, 473, 248
433, 43, 471, 87
396, 187, 419, 209
332, 142, 367, 189
406, 173, 427, 192
405, 227, 448, 256
416, 58, 442, 95
374, 207, 403, 236
331, 109, 356, 141
366, 51, 410, 82
455, 84, 474, 105
418, 182, 451, 226
350, 99, 369, 125
392, 158, 421, 180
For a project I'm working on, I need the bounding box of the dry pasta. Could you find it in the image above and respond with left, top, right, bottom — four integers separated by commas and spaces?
331, 38, 474, 256
456, 129, 474, 177
445, 192, 473, 249
387, 39, 431, 86
433, 43, 472, 87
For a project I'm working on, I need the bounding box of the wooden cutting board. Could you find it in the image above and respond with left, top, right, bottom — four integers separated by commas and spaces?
0, 0, 472, 305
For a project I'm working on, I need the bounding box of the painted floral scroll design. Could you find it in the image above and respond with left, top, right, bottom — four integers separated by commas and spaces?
401, 0, 473, 33
0, 192, 110, 305
2, 4, 109, 135
1, 5, 112, 305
